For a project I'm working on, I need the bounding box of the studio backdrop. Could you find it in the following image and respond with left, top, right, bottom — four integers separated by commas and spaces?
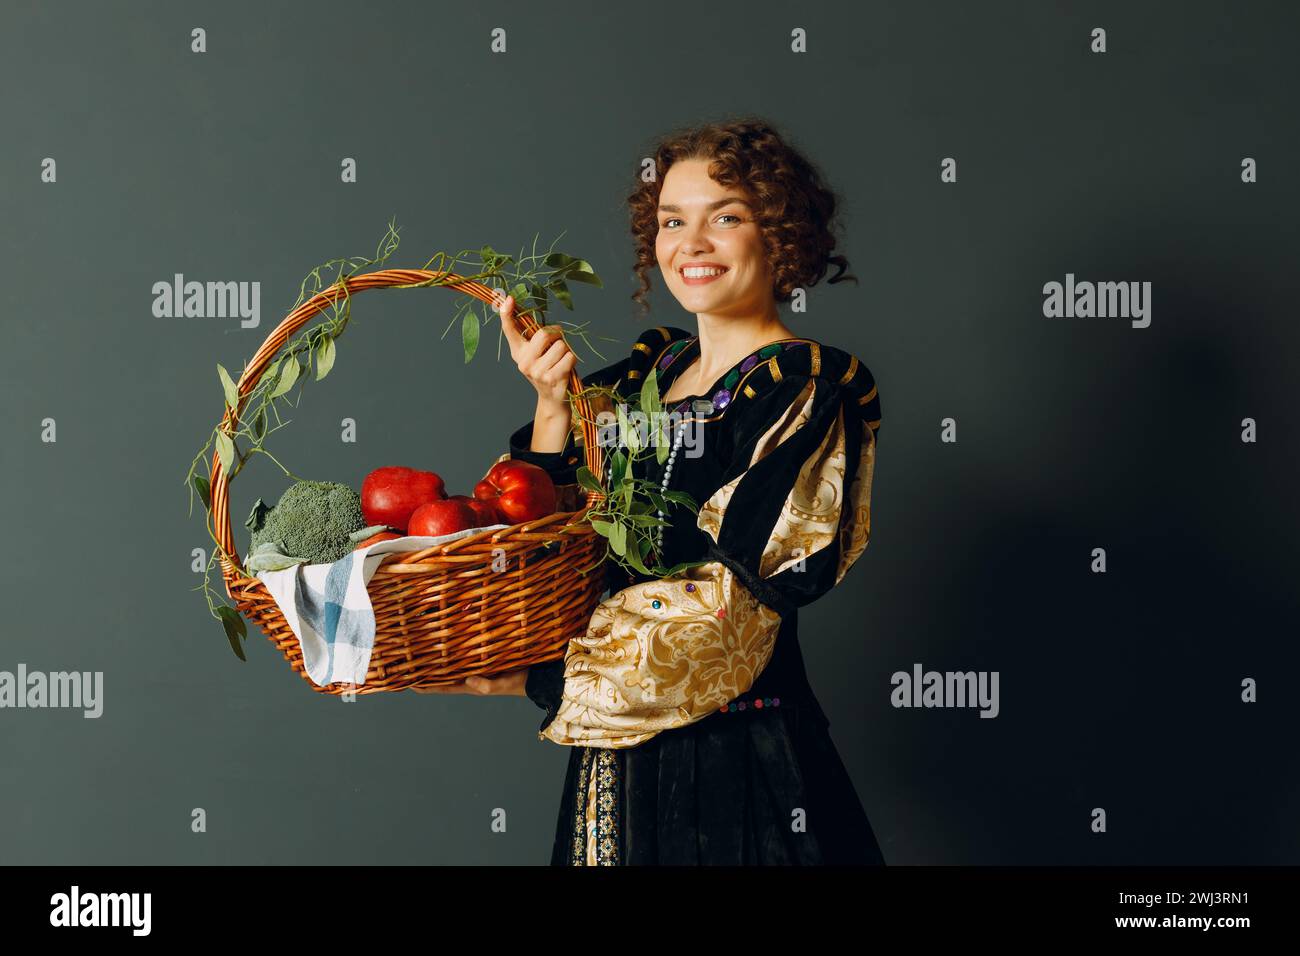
0, 0, 1296, 865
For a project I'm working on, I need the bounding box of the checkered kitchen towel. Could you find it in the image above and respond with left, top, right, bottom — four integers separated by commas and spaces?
255, 526, 507, 687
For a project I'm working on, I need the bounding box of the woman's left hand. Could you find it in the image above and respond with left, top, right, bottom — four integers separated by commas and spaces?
410, 666, 529, 697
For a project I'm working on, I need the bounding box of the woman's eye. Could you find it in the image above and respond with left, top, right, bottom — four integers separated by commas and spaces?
661, 214, 741, 229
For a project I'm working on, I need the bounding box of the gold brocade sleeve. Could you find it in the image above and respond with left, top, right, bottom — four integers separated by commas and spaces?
539, 377, 877, 749
538, 559, 782, 748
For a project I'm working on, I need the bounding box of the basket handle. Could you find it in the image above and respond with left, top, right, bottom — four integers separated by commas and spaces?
207, 268, 606, 583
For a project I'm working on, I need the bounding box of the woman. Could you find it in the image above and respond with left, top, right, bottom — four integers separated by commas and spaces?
427, 118, 884, 866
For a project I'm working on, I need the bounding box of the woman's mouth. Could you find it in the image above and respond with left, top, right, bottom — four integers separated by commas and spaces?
679, 265, 729, 286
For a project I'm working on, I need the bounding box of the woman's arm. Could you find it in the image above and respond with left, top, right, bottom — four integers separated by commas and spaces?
536, 372, 880, 749
529, 395, 572, 454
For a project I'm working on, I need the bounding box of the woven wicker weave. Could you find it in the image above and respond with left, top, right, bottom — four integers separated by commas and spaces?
209, 269, 607, 694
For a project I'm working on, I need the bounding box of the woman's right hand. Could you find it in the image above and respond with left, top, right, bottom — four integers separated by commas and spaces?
497, 293, 578, 409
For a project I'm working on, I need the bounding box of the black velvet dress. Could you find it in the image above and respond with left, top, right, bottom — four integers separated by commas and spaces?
509, 324, 886, 866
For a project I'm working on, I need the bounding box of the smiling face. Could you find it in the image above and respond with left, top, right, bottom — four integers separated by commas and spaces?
655, 158, 774, 318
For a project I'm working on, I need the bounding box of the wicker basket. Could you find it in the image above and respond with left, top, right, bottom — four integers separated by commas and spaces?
209, 268, 608, 695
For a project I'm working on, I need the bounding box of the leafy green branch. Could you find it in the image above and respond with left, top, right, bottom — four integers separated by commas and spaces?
183, 217, 613, 657
564, 367, 709, 580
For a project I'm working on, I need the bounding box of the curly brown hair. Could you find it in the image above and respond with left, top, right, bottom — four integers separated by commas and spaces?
626, 116, 857, 316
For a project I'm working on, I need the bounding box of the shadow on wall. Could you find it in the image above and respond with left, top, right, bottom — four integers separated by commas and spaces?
874, 229, 1299, 864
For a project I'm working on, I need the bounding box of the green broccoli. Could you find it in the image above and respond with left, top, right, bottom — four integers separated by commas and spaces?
245, 480, 367, 566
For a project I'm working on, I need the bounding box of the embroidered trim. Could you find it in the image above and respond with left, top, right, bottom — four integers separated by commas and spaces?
594, 749, 621, 865
629, 328, 688, 384
651, 338, 688, 375
637, 334, 879, 429
567, 747, 622, 865
662, 337, 813, 417
629, 334, 875, 427
568, 748, 594, 865
692, 340, 855, 424
717, 696, 781, 713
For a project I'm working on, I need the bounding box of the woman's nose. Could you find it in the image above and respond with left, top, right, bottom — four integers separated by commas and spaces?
682, 228, 712, 253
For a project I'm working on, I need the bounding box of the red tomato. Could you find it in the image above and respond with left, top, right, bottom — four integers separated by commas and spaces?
473, 460, 557, 525
409, 498, 478, 537
361, 467, 446, 531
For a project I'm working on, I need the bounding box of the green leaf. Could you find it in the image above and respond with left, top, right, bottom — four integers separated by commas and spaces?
252, 409, 267, 441
192, 475, 211, 510
640, 368, 661, 417
564, 262, 602, 287
217, 606, 247, 662
575, 466, 605, 495
549, 277, 573, 311
315, 336, 337, 380
545, 252, 601, 287
264, 357, 282, 390
244, 497, 272, 532
217, 363, 240, 411
215, 431, 235, 474
590, 519, 614, 537
624, 513, 666, 527
661, 489, 697, 508
462, 309, 480, 363
246, 549, 307, 572
610, 450, 627, 484
269, 355, 300, 397
608, 520, 627, 556
624, 540, 650, 575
